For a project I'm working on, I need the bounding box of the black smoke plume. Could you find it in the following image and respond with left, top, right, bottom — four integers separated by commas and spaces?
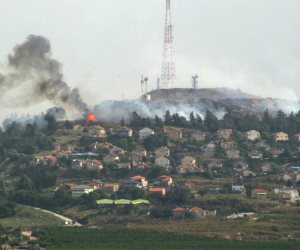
0, 35, 87, 112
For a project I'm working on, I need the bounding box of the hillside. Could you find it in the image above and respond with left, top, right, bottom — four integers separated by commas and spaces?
94, 87, 300, 122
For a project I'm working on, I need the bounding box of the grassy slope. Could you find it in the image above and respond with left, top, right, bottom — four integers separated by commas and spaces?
0, 205, 63, 228
42, 227, 300, 250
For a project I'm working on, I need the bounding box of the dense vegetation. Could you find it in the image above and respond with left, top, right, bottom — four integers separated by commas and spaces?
130, 109, 300, 135
40, 227, 300, 250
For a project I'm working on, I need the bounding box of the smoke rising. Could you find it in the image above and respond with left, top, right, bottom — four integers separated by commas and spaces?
0, 35, 87, 112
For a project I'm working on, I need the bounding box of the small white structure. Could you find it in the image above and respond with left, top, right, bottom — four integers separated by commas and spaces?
139, 127, 154, 140
232, 184, 245, 192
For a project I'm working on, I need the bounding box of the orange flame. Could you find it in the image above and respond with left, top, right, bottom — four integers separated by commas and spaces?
86, 112, 96, 123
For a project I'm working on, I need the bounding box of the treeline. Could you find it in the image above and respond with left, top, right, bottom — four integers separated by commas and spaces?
129, 109, 300, 135
0, 116, 58, 160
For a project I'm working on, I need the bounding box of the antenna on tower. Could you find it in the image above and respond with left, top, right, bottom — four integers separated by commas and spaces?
141, 75, 144, 95
157, 77, 161, 90
161, 0, 176, 89
192, 74, 199, 89
140, 75, 149, 95
144, 76, 148, 93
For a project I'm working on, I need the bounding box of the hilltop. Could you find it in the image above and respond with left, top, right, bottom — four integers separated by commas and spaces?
94, 87, 300, 122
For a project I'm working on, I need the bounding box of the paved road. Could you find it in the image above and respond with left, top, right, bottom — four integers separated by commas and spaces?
33, 207, 82, 226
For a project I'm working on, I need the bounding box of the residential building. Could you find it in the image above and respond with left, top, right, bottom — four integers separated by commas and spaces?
178, 164, 202, 174
103, 154, 120, 164
190, 131, 206, 141
86, 160, 103, 171
122, 179, 142, 189
260, 162, 273, 173
72, 159, 86, 171
273, 132, 289, 142
103, 183, 119, 194
139, 127, 154, 140
149, 187, 166, 196
248, 150, 263, 160
232, 183, 245, 193
267, 148, 284, 158
88, 126, 106, 138
71, 185, 94, 197
109, 146, 125, 156
274, 188, 299, 203
226, 148, 240, 159
252, 188, 268, 199
163, 126, 183, 140
159, 175, 173, 186
155, 156, 170, 169
201, 142, 216, 157
181, 156, 196, 165
132, 162, 151, 170
189, 207, 216, 218
172, 207, 185, 219
294, 133, 300, 142
221, 140, 235, 149
155, 146, 170, 158
117, 163, 131, 169
217, 129, 233, 139
245, 130, 261, 141
114, 127, 133, 137
130, 176, 148, 188
91, 142, 113, 152
243, 169, 256, 178
132, 146, 147, 157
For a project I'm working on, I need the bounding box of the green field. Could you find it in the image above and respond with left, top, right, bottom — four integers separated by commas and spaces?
41, 227, 300, 250
0, 205, 63, 228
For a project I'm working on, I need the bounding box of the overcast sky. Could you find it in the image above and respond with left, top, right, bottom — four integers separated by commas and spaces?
1, 0, 300, 111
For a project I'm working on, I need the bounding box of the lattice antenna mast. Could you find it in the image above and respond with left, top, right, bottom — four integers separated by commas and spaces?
161, 0, 175, 88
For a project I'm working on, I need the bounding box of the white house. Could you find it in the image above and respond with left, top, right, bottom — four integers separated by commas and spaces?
103, 154, 120, 164
232, 184, 245, 193
273, 132, 289, 142
139, 127, 154, 140
155, 156, 170, 169
274, 188, 299, 203
86, 160, 103, 171
245, 130, 261, 141
155, 146, 170, 158
181, 156, 196, 165
71, 185, 94, 197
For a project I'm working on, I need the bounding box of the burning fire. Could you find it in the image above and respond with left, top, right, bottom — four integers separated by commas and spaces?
86, 112, 96, 123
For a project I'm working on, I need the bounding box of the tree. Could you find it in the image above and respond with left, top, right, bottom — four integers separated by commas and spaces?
17, 175, 34, 191
120, 117, 125, 127
189, 112, 196, 128
204, 111, 219, 132
64, 120, 73, 129
44, 114, 58, 134
154, 115, 164, 128
164, 111, 172, 126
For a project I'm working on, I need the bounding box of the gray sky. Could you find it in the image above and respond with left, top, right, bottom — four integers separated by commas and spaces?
1, 0, 300, 114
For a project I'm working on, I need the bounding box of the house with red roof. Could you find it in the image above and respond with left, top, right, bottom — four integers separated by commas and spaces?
159, 175, 173, 186
172, 207, 186, 219
252, 188, 268, 199
149, 187, 166, 196
103, 183, 119, 193
130, 176, 148, 188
